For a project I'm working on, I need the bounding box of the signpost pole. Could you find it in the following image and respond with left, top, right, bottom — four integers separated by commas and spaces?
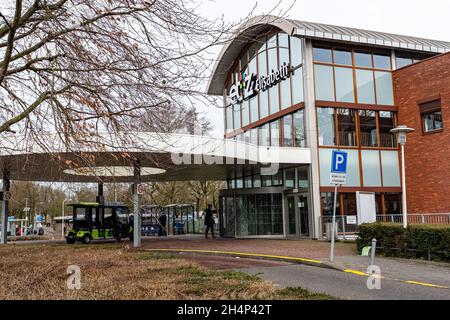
1, 168, 10, 244
329, 150, 348, 263
330, 184, 338, 262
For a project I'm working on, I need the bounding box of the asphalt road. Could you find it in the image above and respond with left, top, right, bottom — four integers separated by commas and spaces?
239, 264, 450, 300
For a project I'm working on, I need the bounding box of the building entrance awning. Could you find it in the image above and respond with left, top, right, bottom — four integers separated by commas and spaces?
0, 132, 311, 183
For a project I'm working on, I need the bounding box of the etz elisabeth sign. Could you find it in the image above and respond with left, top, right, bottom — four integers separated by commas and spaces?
228, 62, 293, 106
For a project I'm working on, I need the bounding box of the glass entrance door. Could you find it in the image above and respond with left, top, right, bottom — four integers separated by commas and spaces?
298, 195, 310, 237
286, 194, 310, 238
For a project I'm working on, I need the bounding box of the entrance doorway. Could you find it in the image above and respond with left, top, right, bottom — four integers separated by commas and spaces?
286, 194, 310, 238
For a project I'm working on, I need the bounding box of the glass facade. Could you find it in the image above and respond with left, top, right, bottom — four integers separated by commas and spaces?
225, 32, 304, 134
313, 46, 394, 106
224, 166, 309, 237
218, 28, 427, 239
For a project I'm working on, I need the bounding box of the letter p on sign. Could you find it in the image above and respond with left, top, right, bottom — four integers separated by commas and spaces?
331, 151, 348, 174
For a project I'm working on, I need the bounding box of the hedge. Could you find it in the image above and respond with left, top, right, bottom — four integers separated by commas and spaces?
357, 223, 450, 262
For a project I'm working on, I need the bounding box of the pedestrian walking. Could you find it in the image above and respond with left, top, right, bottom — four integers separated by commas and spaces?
204, 204, 215, 239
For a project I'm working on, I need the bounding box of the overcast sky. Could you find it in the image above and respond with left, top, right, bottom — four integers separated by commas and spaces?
197, 0, 450, 137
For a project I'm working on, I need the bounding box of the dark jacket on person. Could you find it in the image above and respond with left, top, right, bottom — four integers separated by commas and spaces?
158, 213, 167, 227
204, 208, 215, 227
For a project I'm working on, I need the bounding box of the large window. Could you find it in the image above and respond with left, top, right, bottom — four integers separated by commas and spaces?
313, 46, 394, 106
318, 107, 397, 148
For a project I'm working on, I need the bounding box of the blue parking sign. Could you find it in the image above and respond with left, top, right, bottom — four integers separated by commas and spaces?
331, 151, 348, 174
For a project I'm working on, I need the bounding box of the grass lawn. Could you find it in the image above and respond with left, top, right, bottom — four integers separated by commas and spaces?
0, 243, 335, 300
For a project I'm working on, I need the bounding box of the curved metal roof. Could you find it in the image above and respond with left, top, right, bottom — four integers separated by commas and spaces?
208, 15, 450, 95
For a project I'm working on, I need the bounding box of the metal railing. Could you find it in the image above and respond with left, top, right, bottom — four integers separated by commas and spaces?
319, 213, 450, 239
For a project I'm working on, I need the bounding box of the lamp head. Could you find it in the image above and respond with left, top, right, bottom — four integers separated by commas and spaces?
390, 125, 415, 145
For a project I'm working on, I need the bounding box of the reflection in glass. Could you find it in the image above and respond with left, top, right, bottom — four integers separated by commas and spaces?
317, 107, 335, 146
294, 109, 306, 147
335, 67, 355, 103
314, 65, 335, 101
292, 67, 304, 105
268, 48, 280, 114
249, 128, 258, 145
355, 69, 375, 104
284, 169, 295, 188
379, 111, 396, 147
337, 108, 357, 146
241, 100, 250, 127
259, 124, 270, 147
279, 46, 291, 109
396, 57, 412, 69
333, 50, 352, 65
342, 193, 357, 215
359, 110, 378, 147
233, 105, 241, 129
270, 120, 280, 147
297, 166, 309, 188
375, 71, 394, 106
249, 57, 258, 123
354, 51, 373, 68
283, 114, 293, 147
291, 37, 302, 66
258, 50, 269, 118
374, 54, 391, 70
313, 47, 332, 63
381, 152, 401, 187
226, 106, 233, 132
361, 150, 382, 187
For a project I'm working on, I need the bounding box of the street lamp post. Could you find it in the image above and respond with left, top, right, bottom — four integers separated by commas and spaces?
390, 125, 415, 229
61, 198, 73, 239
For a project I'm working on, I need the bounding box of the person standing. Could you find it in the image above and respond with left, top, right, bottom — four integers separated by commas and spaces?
158, 211, 167, 237
204, 204, 215, 239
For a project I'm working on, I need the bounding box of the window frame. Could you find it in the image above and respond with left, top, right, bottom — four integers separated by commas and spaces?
420, 99, 443, 134
313, 45, 394, 107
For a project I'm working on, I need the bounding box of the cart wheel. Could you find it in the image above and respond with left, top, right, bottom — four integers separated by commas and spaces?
66, 238, 75, 244
81, 235, 92, 245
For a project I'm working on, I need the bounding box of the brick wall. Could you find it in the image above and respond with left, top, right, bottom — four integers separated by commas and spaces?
393, 52, 450, 213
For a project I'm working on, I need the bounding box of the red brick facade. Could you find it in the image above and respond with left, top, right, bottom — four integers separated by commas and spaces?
394, 52, 450, 213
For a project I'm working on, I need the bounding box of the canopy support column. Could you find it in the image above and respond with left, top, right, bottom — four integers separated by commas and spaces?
1, 168, 10, 245
133, 161, 141, 248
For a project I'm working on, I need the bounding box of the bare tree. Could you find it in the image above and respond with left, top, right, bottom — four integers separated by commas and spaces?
0, 0, 249, 158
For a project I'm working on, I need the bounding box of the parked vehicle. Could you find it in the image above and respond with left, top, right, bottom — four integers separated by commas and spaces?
65, 202, 133, 244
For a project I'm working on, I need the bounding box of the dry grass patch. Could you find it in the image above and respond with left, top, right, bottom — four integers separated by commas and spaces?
0, 244, 335, 300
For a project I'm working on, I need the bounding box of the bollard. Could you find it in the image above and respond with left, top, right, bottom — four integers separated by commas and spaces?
369, 238, 377, 267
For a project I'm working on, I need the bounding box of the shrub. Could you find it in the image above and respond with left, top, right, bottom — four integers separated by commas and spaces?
357, 223, 450, 262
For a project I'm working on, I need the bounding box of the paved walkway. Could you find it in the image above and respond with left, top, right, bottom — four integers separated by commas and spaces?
141, 235, 355, 259
141, 236, 450, 290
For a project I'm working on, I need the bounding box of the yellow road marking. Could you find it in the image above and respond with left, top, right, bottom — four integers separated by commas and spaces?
146, 248, 323, 264
404, 281, 449, 289
343, 269, 369, 276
